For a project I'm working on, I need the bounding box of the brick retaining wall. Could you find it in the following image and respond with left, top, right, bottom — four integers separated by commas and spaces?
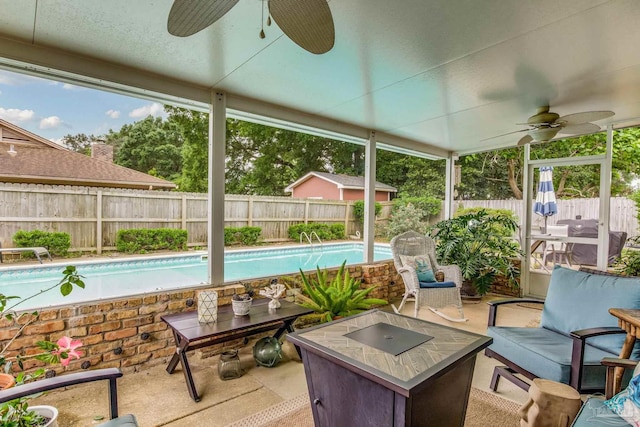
1, 260, 402, 377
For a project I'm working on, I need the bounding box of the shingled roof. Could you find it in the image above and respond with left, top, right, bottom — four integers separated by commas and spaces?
0, 119, 176, 190
285, 171, 397, 192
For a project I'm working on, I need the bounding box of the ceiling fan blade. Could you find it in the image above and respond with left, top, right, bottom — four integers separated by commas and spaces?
269, 0, 335, 54
558, 110, 614, 125
479, 129, 529, 142
168, 0, 239, 37
557, 122, 601, 135
517, 135, 534, 146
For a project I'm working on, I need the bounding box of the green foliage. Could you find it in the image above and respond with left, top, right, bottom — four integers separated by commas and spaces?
454, 207, 519, 238
288, 223, 345, 241
115, 228, 187, 253
386, 204, 427, 237
430, 210, 522, 295
12, 230, 70, 257
224, 227, 262, 246
296, 261, 388, 322
614, 248, 640, 277
352, 200, 382, 224
376, 151, 446, 198
392, 196, 441, 221
0, 398, 45, 427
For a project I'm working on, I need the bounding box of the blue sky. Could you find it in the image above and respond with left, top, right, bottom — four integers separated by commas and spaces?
0, 69, 167, 145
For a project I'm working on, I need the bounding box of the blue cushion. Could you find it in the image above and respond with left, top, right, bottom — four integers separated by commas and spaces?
487, 326, 619, 390
541, 266, 640, 357
419, 280, 456, 288
573, 397, 628, 426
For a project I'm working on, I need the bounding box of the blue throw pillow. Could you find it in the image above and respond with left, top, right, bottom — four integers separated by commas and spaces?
416, 259, 436, 283
604, 372, 640, 425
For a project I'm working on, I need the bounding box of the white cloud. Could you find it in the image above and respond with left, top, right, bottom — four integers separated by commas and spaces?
129, 102, 165, 119
62, 83, 83, 90
0, 107, 35, 122
106, 109, 120, 119
39, 116, 63, 129
0, 70, 46, 86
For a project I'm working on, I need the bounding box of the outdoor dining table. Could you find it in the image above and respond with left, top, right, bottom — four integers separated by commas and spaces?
161, 298, 313, 402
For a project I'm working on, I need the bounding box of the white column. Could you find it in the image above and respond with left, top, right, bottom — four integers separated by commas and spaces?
522, 144, 532, 296
363, 131, 376, 263
444, 153, 456, 219
597, 125, 613, 271
208, 91, 226, 286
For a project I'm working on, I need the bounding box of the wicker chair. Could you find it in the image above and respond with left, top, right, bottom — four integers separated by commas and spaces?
390, 230, 466, 322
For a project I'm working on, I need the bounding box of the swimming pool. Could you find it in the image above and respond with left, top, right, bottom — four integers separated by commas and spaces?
0, 243, 392, 310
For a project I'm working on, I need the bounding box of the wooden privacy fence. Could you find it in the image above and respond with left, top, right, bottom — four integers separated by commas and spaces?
0, 183, 361, 253
0, 182, 637, 253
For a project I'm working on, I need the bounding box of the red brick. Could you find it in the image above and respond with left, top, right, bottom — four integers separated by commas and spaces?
106, 309, 138, 321
138, 323, 167, 334
68, 314, 104, 327
51, 327, 88, 340
88, 321, 121, 335
142, 296, 157, 304
113, 298, 142, 308
24, 320, 65, 335
102, 347, 136, 362
122, 315, 153, 328
138, 303, 168, 315
38, 310, 58, 321
104, 328, 137, 341
81, 334, 105, 346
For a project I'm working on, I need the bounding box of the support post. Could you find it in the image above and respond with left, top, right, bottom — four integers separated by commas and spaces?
363, 131, 376, 263
522, 144, 532, 296
208, 91, 226, 286
444, 153, 457, 219
96, 190, 103, 255
597, 125, 613, 271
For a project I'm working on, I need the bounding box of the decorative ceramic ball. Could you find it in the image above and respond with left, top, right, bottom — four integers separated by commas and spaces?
253, 337, 282, 368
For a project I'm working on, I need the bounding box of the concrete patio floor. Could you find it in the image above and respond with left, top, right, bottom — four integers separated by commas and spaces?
32, 296, 540, 426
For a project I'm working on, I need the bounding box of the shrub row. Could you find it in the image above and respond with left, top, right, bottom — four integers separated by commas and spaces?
12, 230, 71, 257
288, 223, 345, 241
224, 226, 262, 246
115, 228, 187, 253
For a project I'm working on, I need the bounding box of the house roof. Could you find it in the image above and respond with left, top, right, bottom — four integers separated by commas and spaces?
285, 172, 397, 193
0, 120, 176, 190
0, 2, 638, 158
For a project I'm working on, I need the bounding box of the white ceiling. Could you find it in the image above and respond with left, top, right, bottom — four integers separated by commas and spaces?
0, 0, 639, 158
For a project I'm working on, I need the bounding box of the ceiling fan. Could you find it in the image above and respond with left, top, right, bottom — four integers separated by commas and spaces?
510, 106, 615, 146
167, 0, 335, 55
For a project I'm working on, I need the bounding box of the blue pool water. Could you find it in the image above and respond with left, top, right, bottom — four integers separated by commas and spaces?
0, 243, 391, 310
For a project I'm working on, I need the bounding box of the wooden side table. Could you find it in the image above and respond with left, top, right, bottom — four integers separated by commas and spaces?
519, 379, 581, 427
608, 308, 640, 393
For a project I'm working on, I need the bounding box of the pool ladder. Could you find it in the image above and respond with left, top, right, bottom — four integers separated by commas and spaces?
300, 231, 323, 250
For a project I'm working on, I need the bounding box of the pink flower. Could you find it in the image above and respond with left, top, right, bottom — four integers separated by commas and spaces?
53, 336, 83, 366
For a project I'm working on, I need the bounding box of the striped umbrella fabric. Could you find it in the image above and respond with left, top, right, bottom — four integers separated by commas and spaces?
534, 166, 557, 217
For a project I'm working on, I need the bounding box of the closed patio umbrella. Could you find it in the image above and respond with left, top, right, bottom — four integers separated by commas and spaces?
533, 166, 557, 233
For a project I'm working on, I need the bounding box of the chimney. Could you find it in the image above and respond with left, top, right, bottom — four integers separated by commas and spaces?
91, 143, 113, 163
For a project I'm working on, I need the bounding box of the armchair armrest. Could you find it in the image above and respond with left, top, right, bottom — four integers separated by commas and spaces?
601, 357, 639, 398
568, 327, 626, 392
0, 368, 123, 419
487, 298, 545, 327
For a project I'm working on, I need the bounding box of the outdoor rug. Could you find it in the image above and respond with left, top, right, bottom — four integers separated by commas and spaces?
226, 387, 521, 427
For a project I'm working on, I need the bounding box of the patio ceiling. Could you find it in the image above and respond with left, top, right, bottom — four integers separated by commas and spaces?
1, 0, 640, 158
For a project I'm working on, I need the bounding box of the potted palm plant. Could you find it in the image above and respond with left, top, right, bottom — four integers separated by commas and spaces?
296, 261, 388, 323
430, 209, 522, 298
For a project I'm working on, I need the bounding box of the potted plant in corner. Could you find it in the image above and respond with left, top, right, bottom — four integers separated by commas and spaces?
0, 266, 85, 427
295, 261, 388, 323
430, 209, 522, 299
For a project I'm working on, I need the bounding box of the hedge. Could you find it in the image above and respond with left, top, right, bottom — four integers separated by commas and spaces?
288, 223, 345, 241
12, 230, 71, 257
224, 226, 262, 246
115, 228, 188, 253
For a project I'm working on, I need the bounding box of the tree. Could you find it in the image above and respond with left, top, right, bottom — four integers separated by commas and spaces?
109, 115, 183, 181
61, 133, 98, 155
